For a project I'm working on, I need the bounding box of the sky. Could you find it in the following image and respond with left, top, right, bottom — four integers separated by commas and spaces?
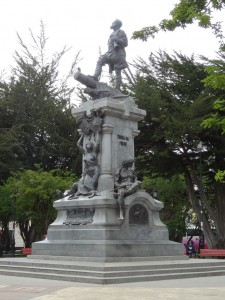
1, 0, 224, 93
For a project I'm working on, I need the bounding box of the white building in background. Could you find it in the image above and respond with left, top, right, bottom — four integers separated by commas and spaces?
8, 222, 24, 247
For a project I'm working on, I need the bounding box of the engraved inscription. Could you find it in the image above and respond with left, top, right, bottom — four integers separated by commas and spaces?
117, 134, 129, 141
64, 208, 95, 225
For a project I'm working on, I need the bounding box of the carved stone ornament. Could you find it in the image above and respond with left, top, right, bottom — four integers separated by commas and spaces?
63, 208, 95, 225
76, 109, 104, 136
129, 204, 148, 225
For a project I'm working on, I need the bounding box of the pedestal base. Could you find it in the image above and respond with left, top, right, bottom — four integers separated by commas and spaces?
32, 191, 183, 258
32, 240, 183, 257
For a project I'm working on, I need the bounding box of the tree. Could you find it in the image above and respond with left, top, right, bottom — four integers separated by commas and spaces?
0, 183, 15, 250
0, 125, 25, 184
132, 0, 225, 43
129, 51, 225, 248
0, 166, 76, 247
0, 22, 81, 183
129, 0, 225, 246
201, 47, 225, 181
141, 175, 189, 242
0, 78, 25, 183
132, 0, 225, 184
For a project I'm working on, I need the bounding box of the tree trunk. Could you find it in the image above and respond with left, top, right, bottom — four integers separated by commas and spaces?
213, 182, 225, 248
184, 168, 225, 248
19, 220, 37, 248
1, 222, 11, 252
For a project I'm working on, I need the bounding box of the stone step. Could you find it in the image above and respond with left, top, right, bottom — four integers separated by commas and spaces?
0, 269, 103, 284
2, 257, 225, 271
29, 254, 187, 263
1, 258, 225, 284
1, 263, 225, 278
1, 267, 225, 284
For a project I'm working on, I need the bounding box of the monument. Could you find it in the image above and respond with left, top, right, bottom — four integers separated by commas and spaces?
32, 20, 183, 260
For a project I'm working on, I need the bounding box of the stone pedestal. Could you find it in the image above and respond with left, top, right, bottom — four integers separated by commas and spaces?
32, 95, 183, 258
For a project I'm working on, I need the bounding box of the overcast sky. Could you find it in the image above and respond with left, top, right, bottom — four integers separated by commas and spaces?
1, 0, 224, 82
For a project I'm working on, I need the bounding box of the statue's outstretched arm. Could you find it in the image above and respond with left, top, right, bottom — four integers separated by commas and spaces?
77, 134, 85, 154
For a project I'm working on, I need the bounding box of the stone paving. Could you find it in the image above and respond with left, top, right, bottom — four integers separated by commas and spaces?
0, 285, 60, 300
0, 274, 225, 300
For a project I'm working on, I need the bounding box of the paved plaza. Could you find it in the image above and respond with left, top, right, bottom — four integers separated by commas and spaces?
0, 273, 225, 300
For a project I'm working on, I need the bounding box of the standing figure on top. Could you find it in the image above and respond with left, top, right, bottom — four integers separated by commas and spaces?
91, 19, 128, 90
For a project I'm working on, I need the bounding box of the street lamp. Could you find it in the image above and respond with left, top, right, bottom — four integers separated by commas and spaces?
197, 141, 204, 248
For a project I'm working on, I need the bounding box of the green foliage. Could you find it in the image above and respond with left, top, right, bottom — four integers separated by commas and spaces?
0, 22, 81, 182
0, 125, 25, 183
132, 0, 225, 186
126, 50, 225, 247
204, 60, 225, 91
132, 0, 225, 42
132, 26, 159, 41
141, 175, 189, 241
0, 184, 14, 226
199, 40, 225, 182
130, 51, 212, 178
0, 166, 76, 246
202, 48, 225, 135
202, 99, 225, 133
215, 170, 225, 182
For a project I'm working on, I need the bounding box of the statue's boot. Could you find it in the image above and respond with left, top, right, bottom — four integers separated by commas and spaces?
91, 64, 102, 81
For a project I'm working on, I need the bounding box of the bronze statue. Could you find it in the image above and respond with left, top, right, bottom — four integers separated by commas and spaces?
67, 133, 100, 199
114, 158, 141, 220
74, 71, 126, 100
92, 19, 128, 90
